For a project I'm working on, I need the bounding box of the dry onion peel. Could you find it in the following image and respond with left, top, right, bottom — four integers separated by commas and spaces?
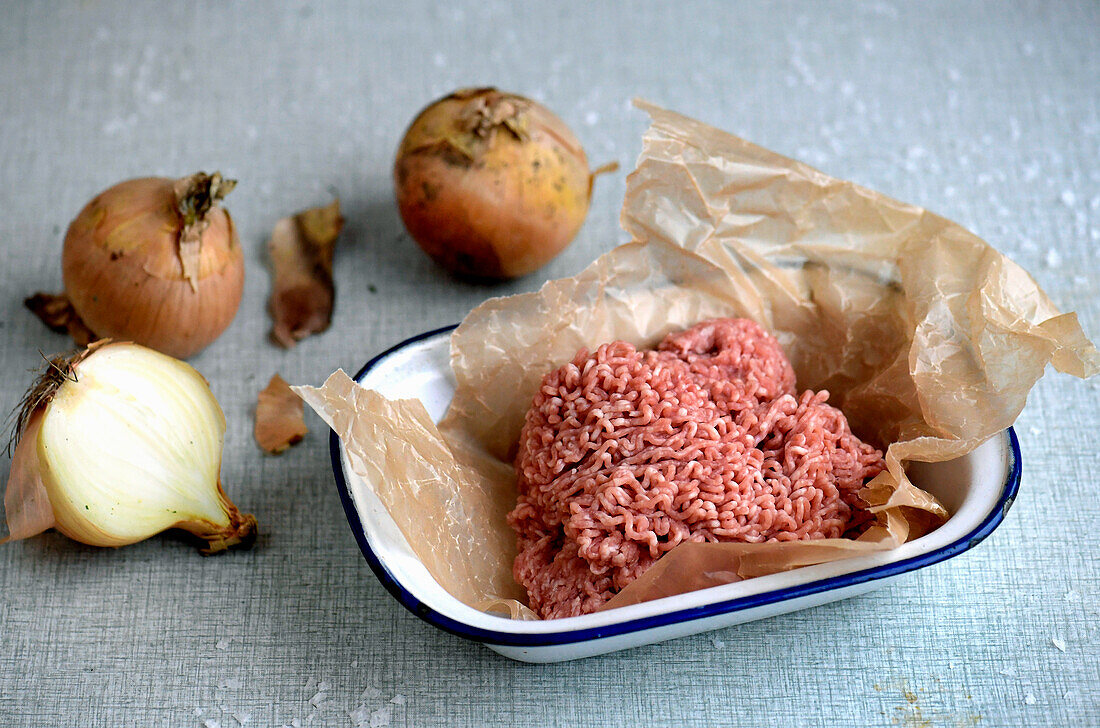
30, 172, 244, 359
172, 171, 237, 291
267, 199, 344, 348
24, 292, 96, 347
254, 374, 308, 454
3, 341, 256, 554
2, 412, 55, 542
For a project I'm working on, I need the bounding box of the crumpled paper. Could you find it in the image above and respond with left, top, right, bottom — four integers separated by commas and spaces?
296, 101, 1099, 619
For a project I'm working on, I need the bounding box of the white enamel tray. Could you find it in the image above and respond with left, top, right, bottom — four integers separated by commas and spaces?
329, 326, 1020, 663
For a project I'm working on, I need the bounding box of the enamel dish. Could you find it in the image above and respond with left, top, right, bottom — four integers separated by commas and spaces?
330, 326, 1020, 663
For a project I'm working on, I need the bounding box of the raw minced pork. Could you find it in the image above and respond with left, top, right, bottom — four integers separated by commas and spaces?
509, 318, 886, 619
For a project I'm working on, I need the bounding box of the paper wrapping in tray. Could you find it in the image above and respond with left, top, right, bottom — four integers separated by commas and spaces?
296, 102, 1099, 619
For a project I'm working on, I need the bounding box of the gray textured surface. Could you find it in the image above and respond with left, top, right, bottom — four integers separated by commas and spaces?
1, 1, 1098, 726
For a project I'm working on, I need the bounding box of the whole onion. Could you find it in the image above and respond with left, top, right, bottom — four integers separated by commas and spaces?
394, 88, 614, 280
61, 172, 244, 358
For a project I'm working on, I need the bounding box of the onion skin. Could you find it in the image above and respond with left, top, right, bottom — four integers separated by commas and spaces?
394, 88, 598, 279
62, 175, 244, 359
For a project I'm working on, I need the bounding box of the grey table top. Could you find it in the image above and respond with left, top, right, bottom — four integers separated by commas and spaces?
2, 2, 1098, 726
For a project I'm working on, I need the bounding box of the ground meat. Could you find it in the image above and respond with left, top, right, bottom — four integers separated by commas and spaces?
509, 318, 886, 619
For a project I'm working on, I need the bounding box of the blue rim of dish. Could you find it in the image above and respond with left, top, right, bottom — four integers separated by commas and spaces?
329, 324, 1022, 647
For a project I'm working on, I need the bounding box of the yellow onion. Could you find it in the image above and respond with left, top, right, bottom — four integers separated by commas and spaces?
62, 172, 244, 359
3, 341, 256, 553
394, 87, 615, 279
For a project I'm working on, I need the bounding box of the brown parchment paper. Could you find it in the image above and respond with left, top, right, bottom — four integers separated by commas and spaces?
296, 101, 1099, 619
